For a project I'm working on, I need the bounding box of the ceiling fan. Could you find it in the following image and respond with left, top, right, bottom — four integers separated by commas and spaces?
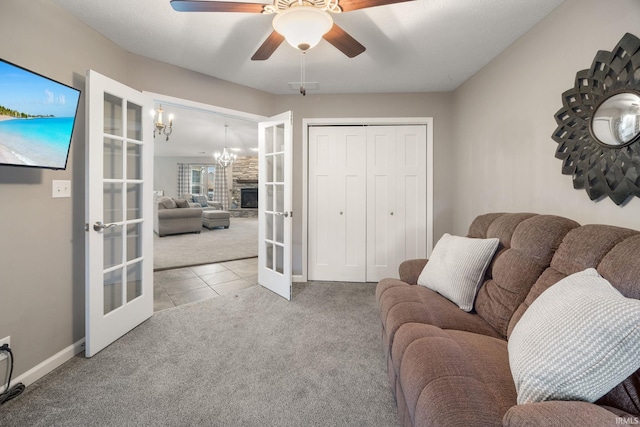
170, 0, 415, 60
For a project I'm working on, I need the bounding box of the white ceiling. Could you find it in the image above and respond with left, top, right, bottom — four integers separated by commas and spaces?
53, 0, 564, 95
52, 0, 565, 157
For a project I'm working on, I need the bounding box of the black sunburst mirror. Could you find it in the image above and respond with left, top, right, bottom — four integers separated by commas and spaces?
552, 32, 640, 205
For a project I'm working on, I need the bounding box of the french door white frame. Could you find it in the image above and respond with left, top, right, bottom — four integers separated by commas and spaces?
301, 117, 434, 283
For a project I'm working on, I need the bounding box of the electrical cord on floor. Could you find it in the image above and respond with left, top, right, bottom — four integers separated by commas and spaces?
0, 344, 25, 405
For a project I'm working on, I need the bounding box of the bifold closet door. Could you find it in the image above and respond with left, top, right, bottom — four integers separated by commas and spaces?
308, 126, 367, 281
366, 126, 427, 282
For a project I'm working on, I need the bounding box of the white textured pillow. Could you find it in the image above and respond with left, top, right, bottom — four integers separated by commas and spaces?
417, 233, 499, 312
509, 268, 640, 405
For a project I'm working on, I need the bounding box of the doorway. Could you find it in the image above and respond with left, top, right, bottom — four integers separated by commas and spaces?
146, 93, 265, 309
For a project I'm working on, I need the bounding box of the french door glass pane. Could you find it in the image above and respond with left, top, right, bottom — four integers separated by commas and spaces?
104, 268, 123, 315
127, 143, 142, 180
104, 138, 123, 179
276, 184, 284, 213
276, 124, 284, 152
275, 152, 284, 182
126, 223, 142, 261
276, 215, 284, 244
266, 185, 274, 211
104, 183, 123, 224
266, 155, 274, 182
276, 245, 284, 274
104, 225, 123, 269
266, 243, 273, 271
126, 102, 142, 141
127, 261, 143, 302
104, 93, 123, 136
265, 127, 274, 154
126, 184, 142, 220
265, 212, 274, 241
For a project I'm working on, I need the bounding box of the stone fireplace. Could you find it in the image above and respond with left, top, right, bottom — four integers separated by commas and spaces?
230, 156, 258, 217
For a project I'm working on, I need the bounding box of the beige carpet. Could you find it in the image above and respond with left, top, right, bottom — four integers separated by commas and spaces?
153, 217, 258, 270
1, 282, 397, 426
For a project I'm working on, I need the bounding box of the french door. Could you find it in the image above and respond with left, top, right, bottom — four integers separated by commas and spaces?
85, 70, 154, 357
258, 111, 293, 300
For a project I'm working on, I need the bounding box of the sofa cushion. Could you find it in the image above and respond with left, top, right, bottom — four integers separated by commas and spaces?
475, 214, 579, 338
395, 324, 517, 426
377, 279, 502, 352
509, 268, 640, 405
159, 197, 177, 209
174, 198, 190, 208
193, 195, 209, 207
509, 225, 640, 337
417, 233, 499, 312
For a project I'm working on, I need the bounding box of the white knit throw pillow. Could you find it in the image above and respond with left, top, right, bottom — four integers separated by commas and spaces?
509, 268, 640, 404
417, 233, 499, 312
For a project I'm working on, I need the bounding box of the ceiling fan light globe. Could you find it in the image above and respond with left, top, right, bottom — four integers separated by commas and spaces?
273, 6, 333, 51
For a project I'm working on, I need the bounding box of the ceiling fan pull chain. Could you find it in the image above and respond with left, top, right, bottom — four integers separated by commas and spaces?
300, 51, 307, 96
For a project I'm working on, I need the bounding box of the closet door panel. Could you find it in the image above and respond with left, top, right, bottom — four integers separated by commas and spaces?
308, 129, 336, 280
338, 130, 367, 281
396, 126, 427, 262
366, 127, 397, 281
309, 127, 366, 281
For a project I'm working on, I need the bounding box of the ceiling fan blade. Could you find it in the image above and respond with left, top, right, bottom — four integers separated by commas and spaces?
170, 0, 265, 13
323, 24, 366, 58
338, 0, 415, 12
251, 31, 285, 61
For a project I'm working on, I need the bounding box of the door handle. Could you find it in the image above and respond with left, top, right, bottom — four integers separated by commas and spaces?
93, 221, 117, 232
274, 211, 289, 218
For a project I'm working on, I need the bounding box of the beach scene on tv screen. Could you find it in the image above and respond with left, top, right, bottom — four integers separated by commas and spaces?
0, 61, 80, 168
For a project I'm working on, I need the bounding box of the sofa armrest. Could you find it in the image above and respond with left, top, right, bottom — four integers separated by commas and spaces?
207, 201, 223, 210
503, 401, 625, 427
398, 259, 428, 285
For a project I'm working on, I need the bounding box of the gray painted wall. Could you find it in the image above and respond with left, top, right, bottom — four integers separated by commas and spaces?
451, 0, 640, 233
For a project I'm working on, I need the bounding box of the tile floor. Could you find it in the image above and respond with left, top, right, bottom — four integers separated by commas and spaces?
153, 257, 258, 312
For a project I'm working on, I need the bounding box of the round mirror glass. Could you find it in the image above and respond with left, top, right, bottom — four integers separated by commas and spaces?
590, 92, 640, 147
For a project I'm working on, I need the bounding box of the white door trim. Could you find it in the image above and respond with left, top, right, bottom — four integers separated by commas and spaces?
301, 117, 434, 283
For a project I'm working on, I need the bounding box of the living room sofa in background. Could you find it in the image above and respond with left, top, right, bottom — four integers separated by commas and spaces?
376, 213, 640, 426
154, 197, 203, 237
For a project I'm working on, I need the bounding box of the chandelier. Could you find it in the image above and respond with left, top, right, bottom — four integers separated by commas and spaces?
152, 104, 174, 141
214, 124, 237, 168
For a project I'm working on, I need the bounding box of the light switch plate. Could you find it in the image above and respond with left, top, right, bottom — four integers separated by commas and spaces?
52, 180, 71, 198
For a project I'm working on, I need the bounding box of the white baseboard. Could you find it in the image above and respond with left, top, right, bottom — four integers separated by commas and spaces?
292, 275, 305, 283
11, 339, 85, 388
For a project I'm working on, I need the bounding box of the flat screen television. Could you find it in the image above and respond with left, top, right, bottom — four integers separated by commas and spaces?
0, 58, 81, 170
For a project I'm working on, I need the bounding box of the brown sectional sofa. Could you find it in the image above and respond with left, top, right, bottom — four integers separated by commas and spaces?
376, 213, 640, 426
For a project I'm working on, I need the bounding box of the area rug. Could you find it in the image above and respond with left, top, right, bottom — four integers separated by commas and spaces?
1, 282, 397, 427
154, 217, 258, 270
